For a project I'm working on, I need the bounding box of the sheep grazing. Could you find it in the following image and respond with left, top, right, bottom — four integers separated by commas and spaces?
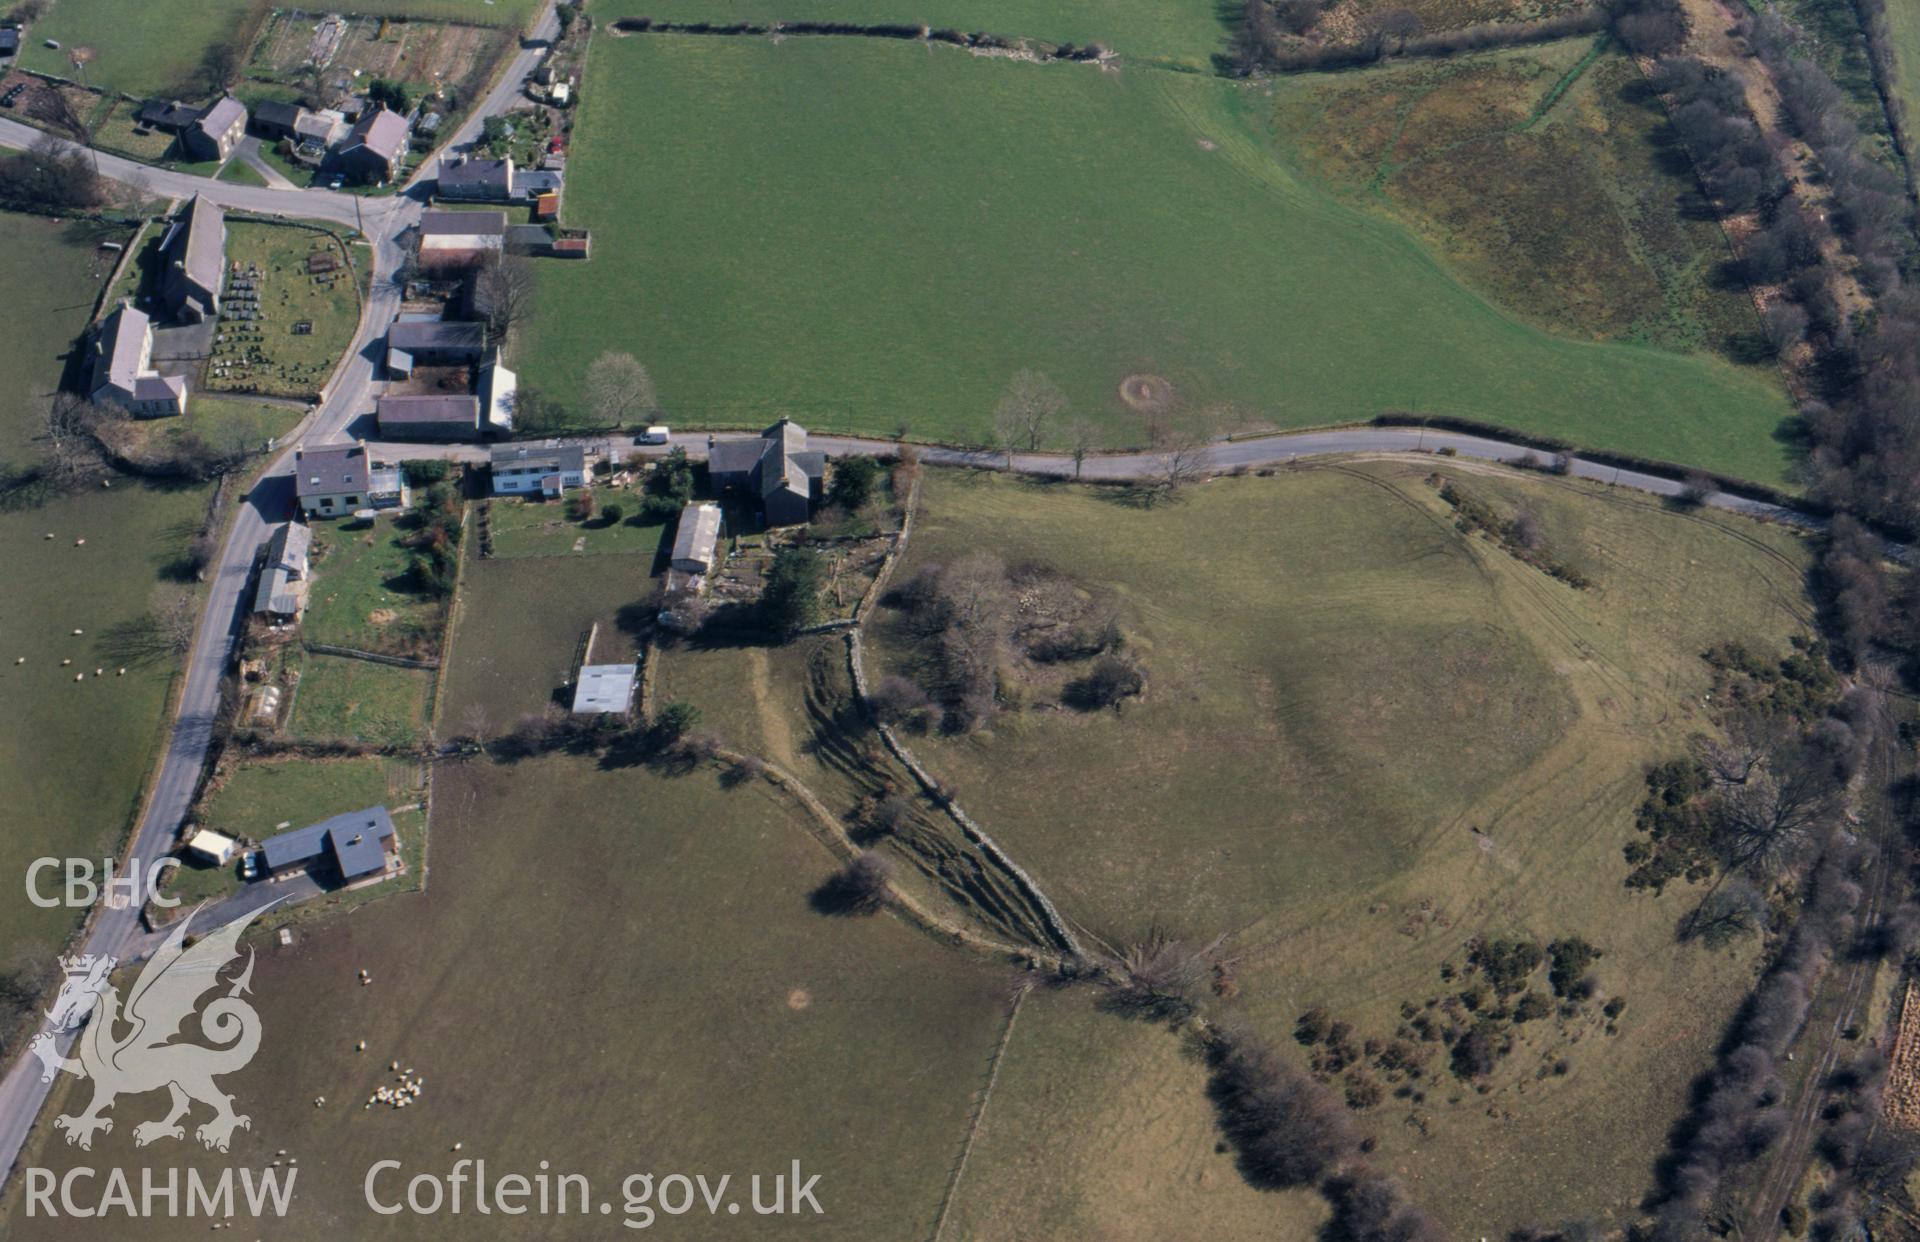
71, 629, 82, 636
60, 659, 71, 667
116, 668, 125, 676
389, 1060, 399, 1071
74, 674, 83, 683
356, 1040, 367, 1051
14, 658, 22, 665
452, 1142, 463, 1151
44, 533, 53, 540
74, 539, 84, 546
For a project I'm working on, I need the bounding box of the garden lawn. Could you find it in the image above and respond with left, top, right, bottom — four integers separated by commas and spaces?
525, 36, 1797, 485
0, 211, 212, 969
16, 0, 267, 99
7, 757, 1009, 1241
302, 514, 448, 660
287, 653, 434, 748
485, 487, 674, 558
198, 755, 415, 838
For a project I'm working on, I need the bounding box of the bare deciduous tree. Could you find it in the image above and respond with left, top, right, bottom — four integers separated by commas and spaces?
1142, 428, 1210, 506
584, 351, 658, 427
1067, 417, 1099, 481
992, 369, 1067, 464
474, 253, 539, 344
41, 393, 109, 488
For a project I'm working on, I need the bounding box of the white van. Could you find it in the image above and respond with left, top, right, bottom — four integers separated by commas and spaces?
638, 426, 670, 445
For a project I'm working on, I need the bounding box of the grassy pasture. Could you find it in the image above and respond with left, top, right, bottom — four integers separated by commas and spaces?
438, 538, 647, 729
862, 463, 1814, 1227
6, 757, 1009, 1240
1886, 0, 1920, 175
596, 0, 1230, 67
942, 986, 1328, 1237
1272, 40, 1765, 357
1333, 0, 1589, 36
16, 0, 267, 99
0, 212, 213, 969
527, 35, 1796, 484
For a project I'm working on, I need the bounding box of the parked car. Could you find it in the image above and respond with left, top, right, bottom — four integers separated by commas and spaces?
327, 175, 344, 191
638, 426, 670, 445
239, 851, 262, 882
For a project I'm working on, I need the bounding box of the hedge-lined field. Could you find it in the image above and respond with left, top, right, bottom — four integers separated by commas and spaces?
594, 0, 1231, 68
523, 35, 1797, 484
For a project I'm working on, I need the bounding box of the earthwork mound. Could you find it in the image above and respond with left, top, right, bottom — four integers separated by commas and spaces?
1118, 373, 1174, 414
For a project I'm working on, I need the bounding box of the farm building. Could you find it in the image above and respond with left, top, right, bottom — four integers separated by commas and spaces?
293, 108, 345, 152
417, 209, 506, 272
572, 664, 637, 715
670, 503, 722, 575
294, 443, 409, 518
437, 155, 512, 201
86, 303, 186, 418
334, 106, 409, 185
252, 521, 312, 623
511, 168, 563, 203
183, 97, 247, 163
479, 360, 516, 436
133, 99, 199, 134
387, 318, 487, 366
707, 418, 825, 527
159, 195, 225, 323
377, 394, 482, 442
251, 100, 306, 142
490, 441, 587, 497
184, 830, 238, 867
259, 806, 398, 883
0, 28, 21, 58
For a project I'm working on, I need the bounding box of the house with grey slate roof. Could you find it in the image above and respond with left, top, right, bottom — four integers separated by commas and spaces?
707, 418, 826, 527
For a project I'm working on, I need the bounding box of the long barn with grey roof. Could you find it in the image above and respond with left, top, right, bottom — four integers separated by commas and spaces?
252, 522, 311, 621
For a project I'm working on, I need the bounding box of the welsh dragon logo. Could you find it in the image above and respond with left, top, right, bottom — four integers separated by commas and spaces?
30, 904, 272, 1153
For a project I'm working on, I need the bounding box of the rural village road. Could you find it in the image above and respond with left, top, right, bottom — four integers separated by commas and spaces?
0, 3, 562, 1190
0, 0, 1823, 1195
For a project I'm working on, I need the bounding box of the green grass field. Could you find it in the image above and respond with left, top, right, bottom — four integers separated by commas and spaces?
597, 0, 1230, 67
303, 515, 448, 660
438, 538, 646, 730
855, 462, 1815, 1227
523, 35, 1797, 484
0, 212, 215, 971
1272, 40, 1764, 357
16, 0, 266, 99
198, 755, 415, 838
6, 756, 1008, 1240
287, 653, 434, 748
1885, 0, 1920, 178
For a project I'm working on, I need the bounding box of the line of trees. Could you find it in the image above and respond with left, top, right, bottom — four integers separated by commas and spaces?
1646, 838, 1869, 1238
